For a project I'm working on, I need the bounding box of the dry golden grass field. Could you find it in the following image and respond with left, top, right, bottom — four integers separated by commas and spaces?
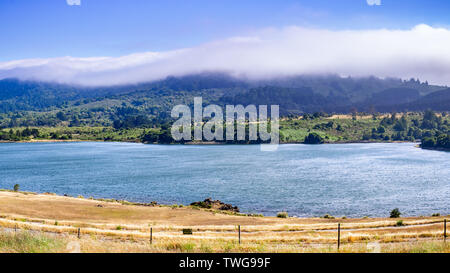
0, 191, 448, 253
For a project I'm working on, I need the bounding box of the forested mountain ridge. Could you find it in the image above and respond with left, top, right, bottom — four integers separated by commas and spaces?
0, 73, 448, 128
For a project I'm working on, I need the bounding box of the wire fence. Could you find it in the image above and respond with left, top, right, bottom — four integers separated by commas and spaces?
92, 220, 448, 251
6, 218, 448, 251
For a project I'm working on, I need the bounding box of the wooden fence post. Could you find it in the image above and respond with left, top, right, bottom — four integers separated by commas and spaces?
445, 219, 447, 242
150, 227, 153, 244
238, 225, 241, 244
77, 228, 81, 239
337, 223, 341, 251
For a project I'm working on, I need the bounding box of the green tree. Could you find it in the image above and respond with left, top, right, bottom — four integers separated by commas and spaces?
421, 137, 436, 148
390, 208, 401, 218
436, 134, 450, 149
304, 133, 324, 144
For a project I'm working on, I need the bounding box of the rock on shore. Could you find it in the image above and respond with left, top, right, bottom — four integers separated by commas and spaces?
190, 198, 239, 212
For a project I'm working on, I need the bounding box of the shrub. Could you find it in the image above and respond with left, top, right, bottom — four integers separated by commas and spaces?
421, 137, 436, 148
13, 184, 19, 192
248, 213, 264, 217
377, 126, 386, 134
181, 243, 196, 252
304, 133, 324, 144
431, 213, 440, 217
277, 212, 288, 218
396, 220, 404, 226
116, 226, 122, 230
323, 214, 335, 219
390, 208, 401, 218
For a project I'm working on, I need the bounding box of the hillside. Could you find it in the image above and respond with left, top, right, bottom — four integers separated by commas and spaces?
403, 88, 450, 111
0, 74, 448, 128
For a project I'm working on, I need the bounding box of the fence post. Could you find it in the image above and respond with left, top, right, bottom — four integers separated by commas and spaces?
337, 223, 341, 251
238, 225, 241, 244
77, 228, 81, 239
445, 219, 447, 242
150, 227, 153, 244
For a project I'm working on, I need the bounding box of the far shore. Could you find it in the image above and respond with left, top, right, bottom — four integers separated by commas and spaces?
0, 138, 420, 145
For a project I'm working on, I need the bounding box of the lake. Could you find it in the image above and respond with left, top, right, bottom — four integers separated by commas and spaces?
0, 142, 448, 217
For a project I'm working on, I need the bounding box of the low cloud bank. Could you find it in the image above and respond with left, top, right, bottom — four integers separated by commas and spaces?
1, 24, 450, 86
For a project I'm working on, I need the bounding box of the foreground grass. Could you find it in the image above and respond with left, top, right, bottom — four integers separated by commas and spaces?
0, 231, 448, 253
83, 238, 450, 253
0, 231, 66, 253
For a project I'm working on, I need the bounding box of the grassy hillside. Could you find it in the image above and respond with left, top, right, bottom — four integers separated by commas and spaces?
0, 191, 448, 253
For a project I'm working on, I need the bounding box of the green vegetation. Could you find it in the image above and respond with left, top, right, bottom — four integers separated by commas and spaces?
1, 74, 448, 131
1, 111, 448, 148
422, 134, 450, 150
276, 212, 289, 218
13, 184, 19, 192
0, 75, 448, 147
419, 110, 450, 150
323, 214, 335, 219
304, 132, 324, 144
0, 126, 145, 142
390, 208, 401, 218
281, 110, 449, 146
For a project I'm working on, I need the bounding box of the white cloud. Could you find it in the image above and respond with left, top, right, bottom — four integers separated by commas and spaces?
1, 24, 450, 86
66, 0, 81, 6
367, 0, 381, 6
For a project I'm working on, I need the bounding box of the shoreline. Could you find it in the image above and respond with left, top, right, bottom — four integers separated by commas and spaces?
1, 189, 447, 219
0, 138, 419, 145
420, 146, 450, 152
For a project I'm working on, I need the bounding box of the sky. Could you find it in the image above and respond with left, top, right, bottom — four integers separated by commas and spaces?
1, 0, 450, 86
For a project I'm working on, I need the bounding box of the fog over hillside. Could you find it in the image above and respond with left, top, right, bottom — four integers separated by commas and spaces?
1, 25, 450, 86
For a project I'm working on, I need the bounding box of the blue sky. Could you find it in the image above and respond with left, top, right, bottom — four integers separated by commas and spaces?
1, 0, 450, 61
1, 0, 450, 86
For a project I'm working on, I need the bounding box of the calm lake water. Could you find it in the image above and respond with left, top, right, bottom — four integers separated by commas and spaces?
0, 142, 448, 217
